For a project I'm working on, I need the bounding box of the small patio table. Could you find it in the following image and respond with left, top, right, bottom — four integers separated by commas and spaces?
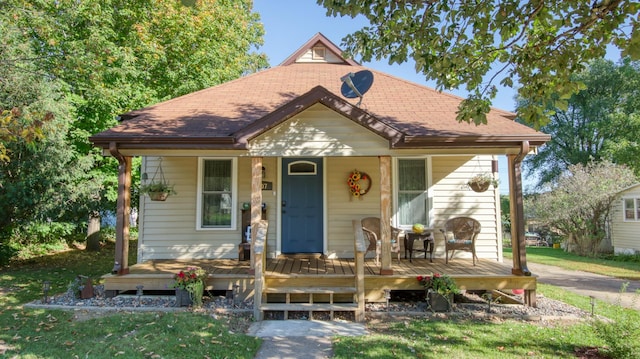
405, 230, 435, 262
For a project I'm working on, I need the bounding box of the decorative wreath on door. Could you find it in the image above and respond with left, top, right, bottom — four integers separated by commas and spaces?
347, 169, 372, 198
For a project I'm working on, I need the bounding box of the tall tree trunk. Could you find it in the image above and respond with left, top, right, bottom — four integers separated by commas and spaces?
86, 212, 101, 251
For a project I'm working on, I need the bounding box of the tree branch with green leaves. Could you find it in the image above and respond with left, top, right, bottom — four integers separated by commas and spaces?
318, 0, 639, 127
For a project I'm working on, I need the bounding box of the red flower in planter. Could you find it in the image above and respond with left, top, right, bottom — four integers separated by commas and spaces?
170, 267, 207, 290
417, 273, 459, 296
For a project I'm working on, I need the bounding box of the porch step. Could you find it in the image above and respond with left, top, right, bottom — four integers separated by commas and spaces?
260, 286, 359, 320
260, 302, 359, 320
263, 286, 356, 294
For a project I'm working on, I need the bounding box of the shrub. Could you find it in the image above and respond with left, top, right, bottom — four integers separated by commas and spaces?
12, 222, 78, 245
593, 283, 640, 358
601, 253, 640, 264
0, 241, 19, 265
594, 313, 640, 358
1, 222, 79, 262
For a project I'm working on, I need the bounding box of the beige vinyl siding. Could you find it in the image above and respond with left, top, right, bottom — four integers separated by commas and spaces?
611, 185, 640, 254
139, 156, 278, 261
325, 157, 381, 258
249, 104, 390, 157
138, 154, 500, 261
137, 108, 500, 261
431, 155, 501, 261
320, 155, 500, 261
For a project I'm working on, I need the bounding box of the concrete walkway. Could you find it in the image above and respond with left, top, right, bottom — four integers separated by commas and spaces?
248, 320, 368, 359
526, 261, 640, 310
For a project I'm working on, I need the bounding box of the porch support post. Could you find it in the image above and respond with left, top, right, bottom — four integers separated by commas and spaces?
353, 220, 366, 322
508, 141, 531, 277
379, 156, 393, 275
493, 157, 504, 262
109, 142, 131, 275
250, 157, 263, 273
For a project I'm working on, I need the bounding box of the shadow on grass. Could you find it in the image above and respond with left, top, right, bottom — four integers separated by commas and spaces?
0, 239, 137, 305
334, 317, 600, 358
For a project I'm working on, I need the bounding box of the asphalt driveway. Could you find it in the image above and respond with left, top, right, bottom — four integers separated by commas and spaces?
526, 261, 640, 311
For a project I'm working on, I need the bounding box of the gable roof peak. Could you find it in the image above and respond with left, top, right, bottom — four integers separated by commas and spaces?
279, 32, 359, 66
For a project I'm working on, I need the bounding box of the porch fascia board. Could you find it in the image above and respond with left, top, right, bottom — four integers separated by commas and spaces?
398, 135, 550, 149
91, 132, 549, 152
90, 136, 239, 150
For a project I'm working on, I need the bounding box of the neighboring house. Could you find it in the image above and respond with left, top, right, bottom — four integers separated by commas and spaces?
90, 33, 549, 314
611, 183, 640, 254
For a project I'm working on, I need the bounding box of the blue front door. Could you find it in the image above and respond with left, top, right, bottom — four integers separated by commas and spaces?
281, 158, 323, 253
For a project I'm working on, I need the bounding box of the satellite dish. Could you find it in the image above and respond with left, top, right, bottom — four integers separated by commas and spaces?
340, 70, 374, 106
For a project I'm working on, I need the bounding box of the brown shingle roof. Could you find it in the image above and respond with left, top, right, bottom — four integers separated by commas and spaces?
90, 33, 549, 150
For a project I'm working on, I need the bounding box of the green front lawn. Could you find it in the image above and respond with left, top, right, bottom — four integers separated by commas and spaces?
335, 315, 599, 358
334, 282, 640, 358
0, 240, 261, 358
3, 309, 260, 358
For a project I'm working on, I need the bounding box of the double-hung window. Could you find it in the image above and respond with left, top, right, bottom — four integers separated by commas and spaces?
623, 197, 640, 221
198, 158, 236, 229
397, 158, 430, 227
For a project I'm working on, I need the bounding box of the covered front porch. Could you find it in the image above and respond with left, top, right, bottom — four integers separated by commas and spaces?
102, 256, 536, 305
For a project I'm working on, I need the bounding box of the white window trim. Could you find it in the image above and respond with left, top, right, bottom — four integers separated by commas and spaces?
622, 196, 640, 222
287, 160, 317, 175
196, 157, 238, 230
392, 157, 433, 230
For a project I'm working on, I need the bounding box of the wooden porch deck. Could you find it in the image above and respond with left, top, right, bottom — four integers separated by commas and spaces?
103, 257, 536, 303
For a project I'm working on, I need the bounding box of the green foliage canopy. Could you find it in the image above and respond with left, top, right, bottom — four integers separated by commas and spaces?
1, 0, 268, 236
0, 9, 56, 164
318, 0, 639, 127
524, 58, 640, 186
528, 161, 637, 256
0, 8, 96, 231
14, 0, 268, 154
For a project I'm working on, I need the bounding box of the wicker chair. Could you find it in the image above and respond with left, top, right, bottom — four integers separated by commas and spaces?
361, 217, 403, 265
440, 217, 481, 265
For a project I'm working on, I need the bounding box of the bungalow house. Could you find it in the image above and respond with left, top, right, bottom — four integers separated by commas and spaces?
611, 184, 640, 254
90, 33, 549, 320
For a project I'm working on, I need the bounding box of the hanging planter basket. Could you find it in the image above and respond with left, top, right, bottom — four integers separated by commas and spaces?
467, 173, 498, 193
148, 190, 170, 201
139, 158, 176, 201
468, 180, 491, 193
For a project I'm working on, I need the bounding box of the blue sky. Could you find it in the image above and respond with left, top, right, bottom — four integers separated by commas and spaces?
253, 1, 516, 106
252, 1, 527, 193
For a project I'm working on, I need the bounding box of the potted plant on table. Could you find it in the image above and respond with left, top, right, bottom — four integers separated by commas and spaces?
467, 173, 498, 193
417, 273, 460, 312
139, 181, 176, 201
171, 267, 207, 307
